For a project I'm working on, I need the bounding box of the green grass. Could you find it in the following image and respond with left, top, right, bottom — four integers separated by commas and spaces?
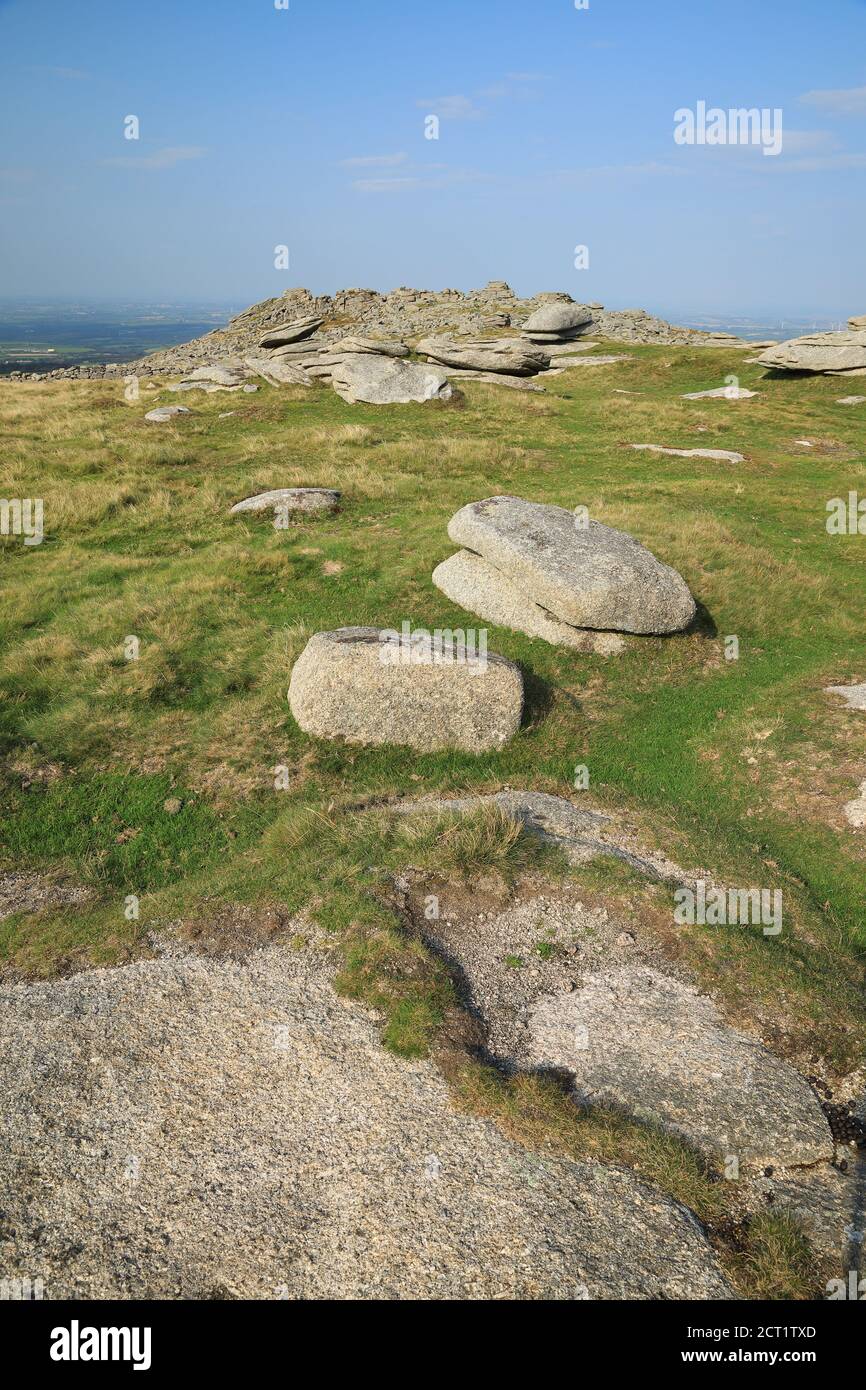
1, 349, 863, 1295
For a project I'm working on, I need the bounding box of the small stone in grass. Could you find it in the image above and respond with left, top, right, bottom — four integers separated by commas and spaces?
163, 797, 183, 815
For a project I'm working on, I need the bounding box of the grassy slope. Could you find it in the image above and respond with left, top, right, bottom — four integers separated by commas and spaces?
1, 348, 863, 1296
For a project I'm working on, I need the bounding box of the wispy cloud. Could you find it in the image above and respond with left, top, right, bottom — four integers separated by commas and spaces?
339, 152, 408, 168
416, 94, 482, 121
800, 85, 866, 117
101, 146, 207, 171
418, 72, 550, 120
351, 165, 492, 194
352, 176, 422, 193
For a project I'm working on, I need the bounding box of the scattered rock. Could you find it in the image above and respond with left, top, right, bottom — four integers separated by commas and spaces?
682, 386, 759, 400
836, 395, 866, 406
331, 355, 453, 405
631, 444, 746, 463
416, 336, 550, 377
288, 627, 523, 752
229, 488, 340, 518
758, 331, 866, 376
849, 314, 866, 330
433, 549, 626, 652
144, 406, 191, 423
528, 965, 833, 1170
447, 496, 696, 635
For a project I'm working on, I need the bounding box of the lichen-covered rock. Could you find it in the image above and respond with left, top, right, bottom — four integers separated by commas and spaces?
521, 302, 594, 340
288, 626, 522, 752
758, 331, 866, 375
433, 549, 625, 652
447, 496, 696, 635
416, 336, 550, 376
331, 355, 452, 404
230, 488, 340, 518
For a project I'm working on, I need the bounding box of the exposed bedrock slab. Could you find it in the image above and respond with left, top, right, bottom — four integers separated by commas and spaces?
433, 549, 626, 653
229, 487, 340, 517
528, 965, 833, 1170
288, 626, 523, 752
393, 790, 674, 880
331, 355, 453, 404
447, 496, 696, 634
0, 944, 731, 1299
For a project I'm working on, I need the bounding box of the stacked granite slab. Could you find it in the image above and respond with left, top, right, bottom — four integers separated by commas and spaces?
433, 496, 696, 650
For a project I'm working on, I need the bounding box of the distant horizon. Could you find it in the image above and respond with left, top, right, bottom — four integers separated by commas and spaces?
0, 292, 855, 327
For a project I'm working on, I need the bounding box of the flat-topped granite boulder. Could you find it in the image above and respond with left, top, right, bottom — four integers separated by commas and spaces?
259, 315, 323, 348
288, 626, 523, 752
758, 330, 866, 376
446, 496, 696, 634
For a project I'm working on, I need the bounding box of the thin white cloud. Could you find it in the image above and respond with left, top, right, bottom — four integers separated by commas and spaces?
339, 152, 408, 168
351, 165, 492, 194
415, 94, 482, 121
800, 85, 866, 117
102, 146, 207, 171
352, 176, 422, 192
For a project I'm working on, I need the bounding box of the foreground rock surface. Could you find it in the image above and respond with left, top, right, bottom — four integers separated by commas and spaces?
288, 626, 523, 752
529, 965, 833, 1170
447, 496, 696, 634
331, 355, 452, 404
0, 942, 731, 1299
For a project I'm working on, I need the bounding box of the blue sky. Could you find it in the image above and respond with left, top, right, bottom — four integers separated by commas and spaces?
0, 0, 864, 318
